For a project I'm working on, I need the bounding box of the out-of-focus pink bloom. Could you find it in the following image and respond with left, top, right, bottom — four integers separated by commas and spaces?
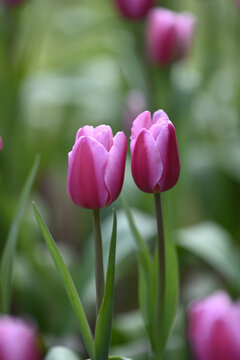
146, 7, 196, 65
188, 292, 240, 360
115, 0, 154, 19
0, 135, 3, 151
123, 89, 147, 136
67, 125, 127, 209
1, 0, 26, 6
0, 316, 42, 360
235, 0, 240, 9
130, 110, 180, 193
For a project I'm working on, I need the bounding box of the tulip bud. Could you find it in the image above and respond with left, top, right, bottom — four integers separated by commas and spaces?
67, 125, 127, 209
146, 7, 196, 65
130, 110, 180, 193
115, 0, 154, 20
0, 316, 42, 360
0, 135, 3, 151
188, 292, 240, 360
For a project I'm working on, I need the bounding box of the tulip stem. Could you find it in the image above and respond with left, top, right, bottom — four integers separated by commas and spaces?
154, 193, 166, 357
92, 209, 105, 315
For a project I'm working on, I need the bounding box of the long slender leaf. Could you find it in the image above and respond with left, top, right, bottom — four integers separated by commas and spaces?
45, 346, 81, 360
0, 155, 40, 313
121, 197, 154, 348
162, 232, 179, 349
94, 210, 117, 360
32, 202, 94, 360
156, 198, 179, 356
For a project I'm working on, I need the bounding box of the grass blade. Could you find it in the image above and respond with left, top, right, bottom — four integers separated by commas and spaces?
32, 202, 94, 360
0, 155, 40, 313
94, 210, 117, 360
121, 197, 154, 346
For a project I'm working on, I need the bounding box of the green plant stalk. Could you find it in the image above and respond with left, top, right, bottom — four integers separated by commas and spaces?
92, 209, 105, 315
154, 193, 166, 359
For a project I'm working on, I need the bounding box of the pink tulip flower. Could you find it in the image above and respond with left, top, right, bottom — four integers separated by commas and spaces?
146, 7, 196, 65
67, 125, 127, 209
115, 0, 154, 19
0, 316, 42, 360
0, 135, 3, 151
188, 292, 240, 360
130, 110, 180, 193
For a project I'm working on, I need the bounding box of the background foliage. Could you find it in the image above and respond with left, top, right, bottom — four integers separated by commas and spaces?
0, 0, 240, 359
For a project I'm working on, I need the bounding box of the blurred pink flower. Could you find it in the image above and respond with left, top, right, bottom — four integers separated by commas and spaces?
130, 110, 180, 193
146, 7, 196, 65
235, 0, 240, 9
0, 135, 2, 151
0, 316, 42, 360
67, 125, 127, 209
188, 292, 240, 360
115, 0, 154, 19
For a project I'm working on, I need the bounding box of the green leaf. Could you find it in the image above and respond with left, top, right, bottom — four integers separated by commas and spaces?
155, 198, 179, 356
162, 230, 179, 349
121, 197, 154, 348
176, 221, 240, 289
45, 346, 81, 360
94, 210, 117, 360
32, 202, 94, 360
0, 155, 40, 313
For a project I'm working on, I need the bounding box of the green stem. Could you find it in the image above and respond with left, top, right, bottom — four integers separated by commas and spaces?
154, 193, 166, 359
92, 209, 105, 315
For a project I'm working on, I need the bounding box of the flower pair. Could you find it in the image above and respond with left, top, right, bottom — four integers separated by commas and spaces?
67, 110, 180, 209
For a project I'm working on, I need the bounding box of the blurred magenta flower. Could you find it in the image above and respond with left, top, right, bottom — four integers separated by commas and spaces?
130, 110, 180, 193
235, 0, 240, 9
0, 316, 42, 360
146, 7, 196, 65
188, 292, 240, 360
115, 0, 154, 19
67, 125, 127, 209
0, 135, 2, 151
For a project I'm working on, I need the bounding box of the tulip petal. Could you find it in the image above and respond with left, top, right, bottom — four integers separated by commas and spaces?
67, 136, 108, 209
93, 125, 114, 152
131, 129, 163, 193
105, 132, 127, 204
152, 109, 169, 124
156, 122, 180, 192
130, 111, 152, 141
75, 125, 94, 143
76, 125, 113, 151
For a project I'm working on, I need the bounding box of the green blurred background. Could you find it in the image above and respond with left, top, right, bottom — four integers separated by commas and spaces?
0, 0, 240, 359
